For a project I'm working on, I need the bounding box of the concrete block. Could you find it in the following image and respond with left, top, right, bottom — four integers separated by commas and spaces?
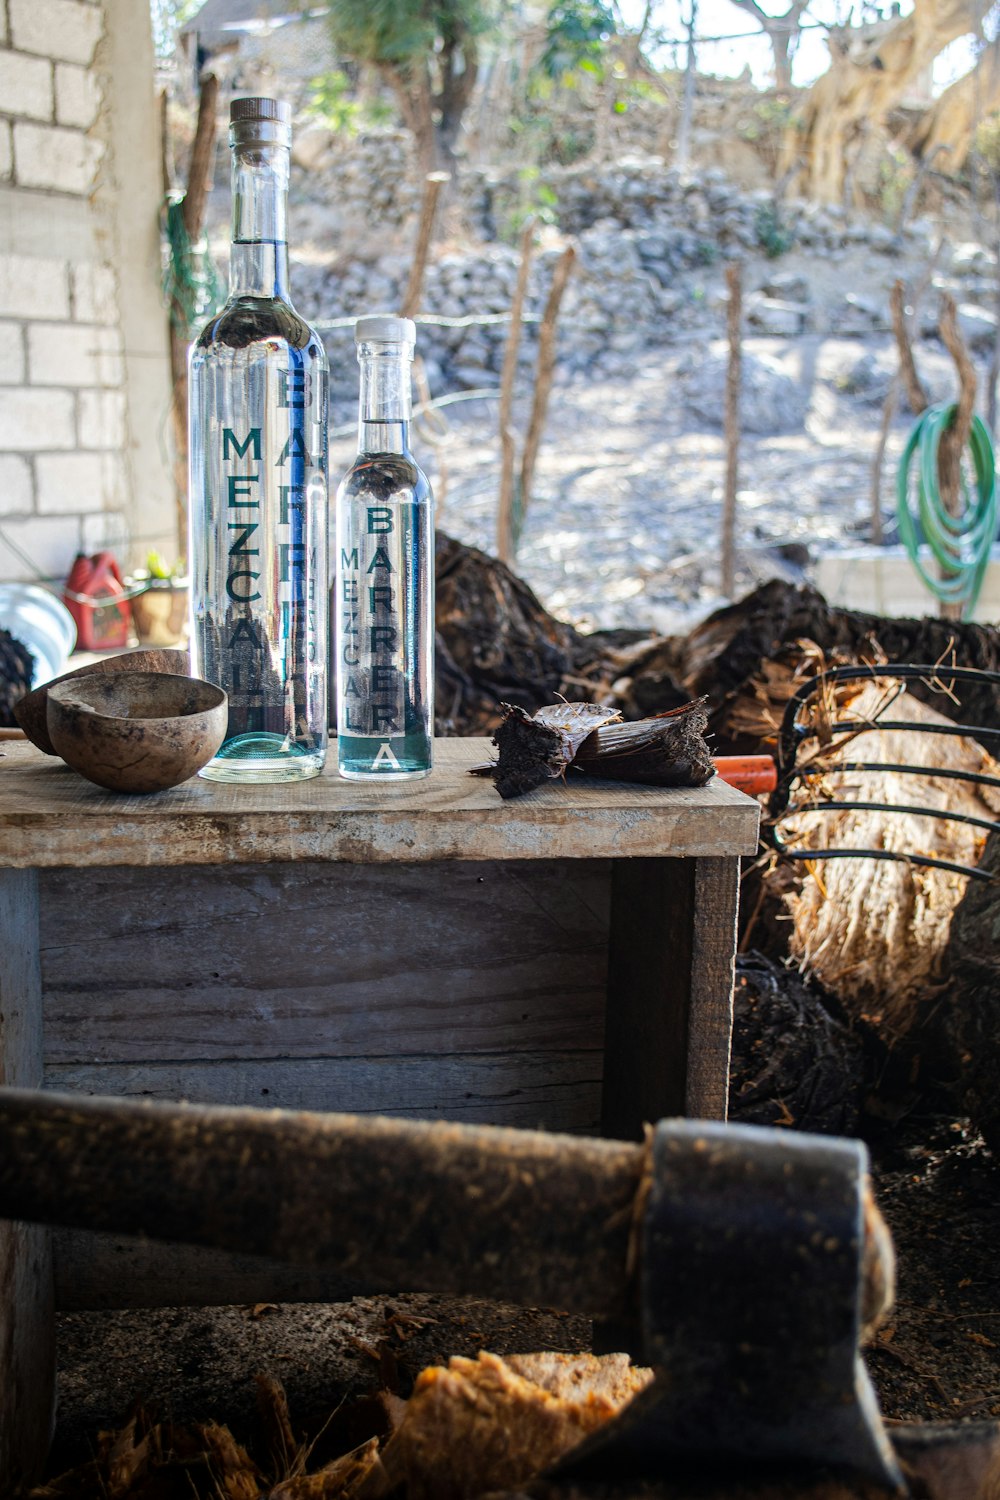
0, 319, 25, 383
71, 261, 116, 324
0, 252, 69, 319
0, 120, 11, 181
81, 506, 127, 558
35, 449, 103, 512
9, 0, 102, 65
0, 452, 32, 513
13, 120, 103, 195
28, 321, 122, 387
0, 511, 79, 583
0, 48, 52, 120
815, 546, 1000, 624
55, 61, 100, 129
0, 386, 74, 448
77, 388, 125, 449
99, 448, 125, 508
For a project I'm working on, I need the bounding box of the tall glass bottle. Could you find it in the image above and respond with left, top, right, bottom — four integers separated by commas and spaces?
335, 317, 434, 780
188, 97, 328, 783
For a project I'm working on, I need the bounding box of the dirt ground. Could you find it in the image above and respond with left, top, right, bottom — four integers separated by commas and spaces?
866, 1111, 1000, 1426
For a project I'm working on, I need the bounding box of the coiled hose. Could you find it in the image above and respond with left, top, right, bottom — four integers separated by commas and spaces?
896, 402, 997, 618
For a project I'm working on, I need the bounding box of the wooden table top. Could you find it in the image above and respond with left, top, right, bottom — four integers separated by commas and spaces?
0, 736, 760, 868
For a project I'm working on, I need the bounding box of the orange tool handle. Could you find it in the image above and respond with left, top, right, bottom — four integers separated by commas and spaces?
713, 754, 777, 796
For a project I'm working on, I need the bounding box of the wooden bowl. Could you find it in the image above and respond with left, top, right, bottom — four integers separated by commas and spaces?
15, 648, 191, 755
46, 672, 227, 794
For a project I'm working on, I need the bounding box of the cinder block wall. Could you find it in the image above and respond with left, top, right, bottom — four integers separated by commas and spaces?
0, 0, 175, 586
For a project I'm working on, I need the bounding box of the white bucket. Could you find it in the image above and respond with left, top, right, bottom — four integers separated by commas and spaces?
0, 584, 76, 687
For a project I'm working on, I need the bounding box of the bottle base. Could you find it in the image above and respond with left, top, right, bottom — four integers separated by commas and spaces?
199, 732, 325, 784
338, 765, 431, 782
200, 757, 324, 784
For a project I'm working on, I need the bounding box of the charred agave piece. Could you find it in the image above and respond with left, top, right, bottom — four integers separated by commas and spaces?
480, 699, 714, 800
574, 700, 714, 787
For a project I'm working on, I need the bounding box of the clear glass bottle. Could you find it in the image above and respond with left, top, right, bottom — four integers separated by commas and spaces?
188, 97, 328, 783
335, 316, 434, 780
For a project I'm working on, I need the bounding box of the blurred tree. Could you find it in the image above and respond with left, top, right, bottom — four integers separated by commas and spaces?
781, 0, 994, 200
325, 0, 494, 172
723, 0, 811, 92
907, 28, 1000, 172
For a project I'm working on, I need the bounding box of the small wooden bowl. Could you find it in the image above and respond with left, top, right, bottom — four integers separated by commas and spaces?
46, 672, 227, 794
15, 648, 191, 755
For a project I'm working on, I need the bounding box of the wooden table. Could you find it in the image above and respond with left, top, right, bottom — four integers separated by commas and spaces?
0, 736, 758, 1488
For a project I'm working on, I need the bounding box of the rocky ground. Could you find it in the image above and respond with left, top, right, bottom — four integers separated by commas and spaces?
327, 245, 990, 635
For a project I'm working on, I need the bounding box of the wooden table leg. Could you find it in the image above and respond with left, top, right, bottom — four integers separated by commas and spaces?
601, 856, 740, 1140
0, 870, 54, 1493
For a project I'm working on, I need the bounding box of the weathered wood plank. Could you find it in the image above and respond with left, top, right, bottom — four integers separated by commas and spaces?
0, 870, 54, 1492
50, 1051, 602, 1313
0, 738, 760, 868
684, 856, 740, 1119
44, 1052, 603, 1128
53, 1232, 371, 1312
600, 856, 738, 1139
40, 863, 609, 1065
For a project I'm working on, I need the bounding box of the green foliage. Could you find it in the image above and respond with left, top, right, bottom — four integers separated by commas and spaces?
325, 0, 493, 67
150, 0, 201, 62
305, 70, 393, 133
536, 0, 616, 84
505, 165, 559, 237
740, 95, 794, 174
754, 201, 795, 258
875, 144, 913, 226
974, 112, 1000, 177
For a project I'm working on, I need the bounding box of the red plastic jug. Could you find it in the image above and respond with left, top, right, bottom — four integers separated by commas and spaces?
63, 552, 131, 651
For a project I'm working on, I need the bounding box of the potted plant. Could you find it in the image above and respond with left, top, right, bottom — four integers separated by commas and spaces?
130, 553, 189, 647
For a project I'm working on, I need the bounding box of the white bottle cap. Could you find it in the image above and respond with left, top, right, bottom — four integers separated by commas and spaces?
355, 315, 416, 345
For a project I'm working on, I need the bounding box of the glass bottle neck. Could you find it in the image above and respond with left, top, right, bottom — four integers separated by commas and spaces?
229, 143, 290, 299
357, 345, 414, 456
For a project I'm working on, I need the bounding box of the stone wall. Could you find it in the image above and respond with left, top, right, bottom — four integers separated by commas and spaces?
0, 0, 174, 586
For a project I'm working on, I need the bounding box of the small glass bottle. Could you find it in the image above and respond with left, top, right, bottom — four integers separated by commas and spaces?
335, 317, 434, 780
188, 97, 328, 783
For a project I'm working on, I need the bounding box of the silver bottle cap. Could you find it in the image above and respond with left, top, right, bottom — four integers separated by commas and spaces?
229, 97, 291, 149
355, 315, 416, 346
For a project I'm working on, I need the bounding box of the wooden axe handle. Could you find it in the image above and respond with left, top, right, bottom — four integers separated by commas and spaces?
0, 1089, 892, 1330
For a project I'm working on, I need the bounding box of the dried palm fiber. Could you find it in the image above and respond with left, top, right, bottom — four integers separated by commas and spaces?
377, 1350, 653, 1500
780, 679, 1000, 1046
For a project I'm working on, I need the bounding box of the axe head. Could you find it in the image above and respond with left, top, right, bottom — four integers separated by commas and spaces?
558, 1121, 905, 1493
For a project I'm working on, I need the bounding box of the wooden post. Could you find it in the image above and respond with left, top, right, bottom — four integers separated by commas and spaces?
891, 277, 929, 419
167, 73, 219, 560
401, 172, 451, 319
518, 245, 576, 540
721, 263, 742, 600
938, 293, 977, 622
872, 255, 941, 539
0, 870, 53, 1493
496, 218, 536, 566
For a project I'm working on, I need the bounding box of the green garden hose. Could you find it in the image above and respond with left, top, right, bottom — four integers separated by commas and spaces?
895, 403, 998, 619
